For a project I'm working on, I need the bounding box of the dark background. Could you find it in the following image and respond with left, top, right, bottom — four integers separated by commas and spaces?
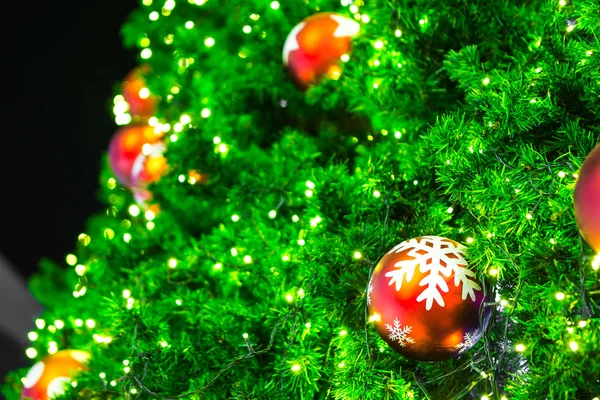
2, 0, 138, 280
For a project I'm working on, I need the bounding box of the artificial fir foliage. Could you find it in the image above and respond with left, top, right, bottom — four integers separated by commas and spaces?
3, 0, 599, 399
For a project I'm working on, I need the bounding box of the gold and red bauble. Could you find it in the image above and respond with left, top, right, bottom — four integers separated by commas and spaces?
22, 350, 90, 400
121, 65, 158, 118
282, 13, 360, 88
574, 144, 600, 253
368, 236, 490, 361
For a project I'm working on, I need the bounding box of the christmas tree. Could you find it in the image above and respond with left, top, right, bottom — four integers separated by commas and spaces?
3, 0, 600, 399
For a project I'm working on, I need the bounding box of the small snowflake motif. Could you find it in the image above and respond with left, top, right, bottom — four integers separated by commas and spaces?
454, 329, 482, 354
385, 318, 415, 347
385, 236, 482, 310
367, 279, 374, 306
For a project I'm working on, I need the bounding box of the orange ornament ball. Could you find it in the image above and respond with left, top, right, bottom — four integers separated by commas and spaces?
282, 12, 360, 88
122, 65, 158, 118
368, 236, 491, 361
108, 125, 165, 189
22, 350, 90, 400
574, 144, 600, 253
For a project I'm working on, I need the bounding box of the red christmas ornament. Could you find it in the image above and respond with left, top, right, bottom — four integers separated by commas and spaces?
282, 12, 360, 88
22, 350, 90, 400
574, 144, 600, 253
108, 125, 165, 189
122, 65, 158, 118
368, 236, 490, 361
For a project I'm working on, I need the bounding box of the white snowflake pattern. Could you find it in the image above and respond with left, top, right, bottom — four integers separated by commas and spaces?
385, 318, 415, 347
454, 329, 482, 354
384, 236, 482, 310
367, 278, 374, 306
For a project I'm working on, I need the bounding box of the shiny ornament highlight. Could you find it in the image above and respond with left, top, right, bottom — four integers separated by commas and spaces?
282, 13, 359, 88
22, 350, 90, 400
574, 144, 600, 253
122, 65, 158, 118
368, 236, 490, 361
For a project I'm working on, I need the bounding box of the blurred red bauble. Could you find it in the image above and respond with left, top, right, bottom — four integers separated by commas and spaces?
130, 140, 167, 210
282, 12, 360, 88
22, 350, 90, 400
574, 144, 600, 253
122, 65, 158, 118
108, 125, 165, 189
368, 236, 490, 361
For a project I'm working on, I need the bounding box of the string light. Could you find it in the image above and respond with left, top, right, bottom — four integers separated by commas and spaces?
270, 1, 280, 9
185, 21, 194, 29
204, 37, 215, 47
54, 320, 64, 329
26, 348, 37, 358
515, 344, 526, 352
353, 251, 362, 259
569, 341, 579, 351
28, 332, 38, 341
285, 294, 294, 303
291, 364, 301, 372
213, 263, 223, 270
483, 77, 490, 85
555, 292, 565, 300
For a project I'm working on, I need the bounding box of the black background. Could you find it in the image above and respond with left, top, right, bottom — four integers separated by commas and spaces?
2, 0, 138, 279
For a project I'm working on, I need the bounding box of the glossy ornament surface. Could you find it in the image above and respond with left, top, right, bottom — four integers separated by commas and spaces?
108, 125, 164, 189
22, 350, 90, 400
122, 65, 158, 118
574, 144, 600, 253
368, 236, 490, 361
282, 12, 360, 88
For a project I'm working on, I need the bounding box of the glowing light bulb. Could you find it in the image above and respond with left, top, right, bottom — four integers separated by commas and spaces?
204, 37, 215, 47
515, 344, 526, 352
291, 364, 301, 372
555, 292, 565, 300
483, 77, 490, 85
353, 252, 362, 259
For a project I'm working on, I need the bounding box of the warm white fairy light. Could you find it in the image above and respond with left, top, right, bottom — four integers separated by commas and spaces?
373, 190, 381, 198
26, 348, 37, 358
339, 330, 348, 337
270, 1, 280, 9
285, 294, 294, 303
555, 292, 565, 301
369, 313, 381, 322
28, 332, 38, 341
515, 344, 526, 352
373, 40, 384, 49
149, 11, 159, 21
141, 48, 153, 59
269, 210, 277, 219
213, 262, 223, 270
525, 213, 533, 220
483, 77, 490, 85
282, 255, 290, 262
353, 251, 362, 259
232, 214, 240, 222
204, 37, 215, 47
123, 289, 131, 299
185, 21, 194, 29
569, 341, 579, 351
201, 108, 211, 118
168, 258, 178, 268
75, 265, 87, 276
298, 239, 305, 246
291, 364, 301, 372
75, 319, 83, 327
466, 237, 474, 244
124, 233, 132, 243
86, 319, 96, 329
292, 215, 299, 222
341, 54, 350, 62
243, 255, 252, 264
305, 190, 313, 197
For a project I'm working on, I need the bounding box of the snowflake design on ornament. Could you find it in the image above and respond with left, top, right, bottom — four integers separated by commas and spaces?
454, 329, 482, 354
367, 278, 374, 306
385, 318, 415, 347
384, 236, 482, 310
